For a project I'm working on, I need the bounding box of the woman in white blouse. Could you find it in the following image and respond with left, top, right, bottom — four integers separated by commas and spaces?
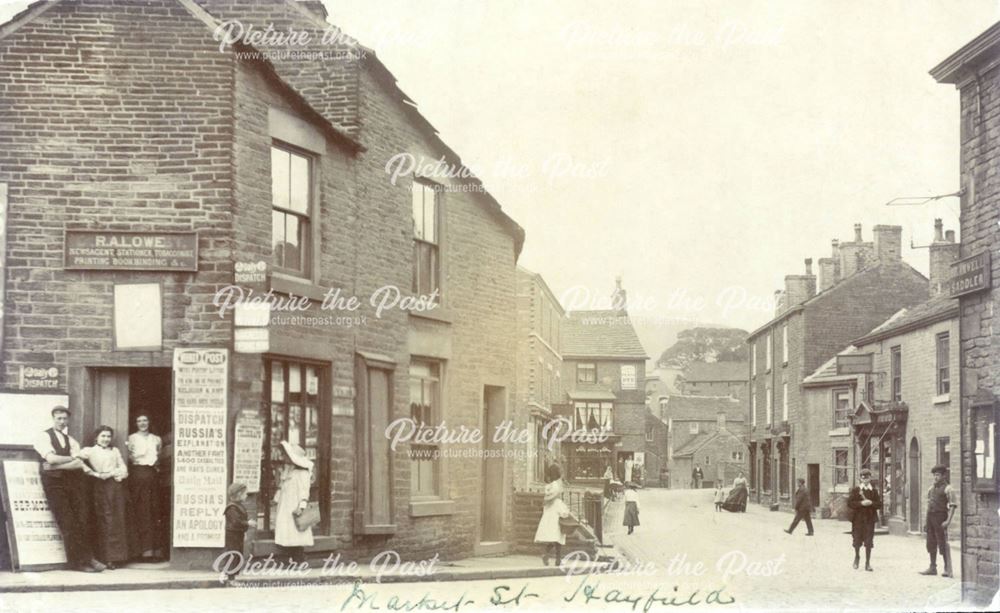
78, 426, 129, 568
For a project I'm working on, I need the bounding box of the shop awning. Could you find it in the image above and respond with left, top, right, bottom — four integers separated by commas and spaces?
567, 390, 617, 401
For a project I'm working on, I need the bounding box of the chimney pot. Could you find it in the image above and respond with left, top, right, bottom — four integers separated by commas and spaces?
946, 230, 955, 243
854, 223, 863, 242
934, 218, 944, 242
805, 258, 813, 275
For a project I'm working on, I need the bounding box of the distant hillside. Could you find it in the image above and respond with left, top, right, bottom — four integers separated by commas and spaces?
657, 327, 749, 368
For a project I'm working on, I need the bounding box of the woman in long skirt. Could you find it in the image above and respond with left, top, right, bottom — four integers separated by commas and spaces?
534, 463, 569, 566
623, 482, 640, 534
79, 426, 129, 569
275, 441, 314, 563
722, 471, 749, 513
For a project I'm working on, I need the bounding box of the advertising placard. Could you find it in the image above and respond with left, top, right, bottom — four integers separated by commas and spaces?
0, 461, 67, 570
233, 410, 264, 494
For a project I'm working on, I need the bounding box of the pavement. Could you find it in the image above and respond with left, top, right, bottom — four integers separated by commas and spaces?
0, 554, 607, 594
606, 487, 972, 612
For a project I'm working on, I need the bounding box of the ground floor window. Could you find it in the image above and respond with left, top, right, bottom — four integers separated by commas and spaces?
833, 448, 849, 486
409, 359, 441, 497
778, 443, 789, 496
530, 415, 548, 483
261, 357, 330, 535
761, 443, 772, 492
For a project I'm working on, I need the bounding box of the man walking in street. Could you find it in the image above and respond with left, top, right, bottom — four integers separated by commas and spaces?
34, 406, 106, 572
848, 468, 881, 571
919, 465, 957, 577
785, 477, 814, 535
692, 465, 703, 489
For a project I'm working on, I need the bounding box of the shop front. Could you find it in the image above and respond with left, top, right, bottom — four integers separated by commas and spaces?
849, 400, 908, 529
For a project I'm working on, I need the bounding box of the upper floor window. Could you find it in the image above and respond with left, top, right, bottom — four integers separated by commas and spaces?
833, 388, 850, 428
752, 344, 757, 376
577, 363, 597, 384
621, 365, 637, 390
689, 422, 699, 434
765, 333, 772, 371
645, 425, 654, 442
574, 401, 612, 431
412, 181, 440, 298
781, 324, 788, 364
271, 145, 312, 277
891, 346, 902, 402
782, 382, 789, 421
751, 394, 757, 426
766, 385, 772, 425
936, 332, 950, 395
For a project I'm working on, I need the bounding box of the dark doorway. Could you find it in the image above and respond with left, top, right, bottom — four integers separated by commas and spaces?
481, 386, 506, 543
128, 369, 172, 438
808, 464, 820, 508
909, 438, 920, 533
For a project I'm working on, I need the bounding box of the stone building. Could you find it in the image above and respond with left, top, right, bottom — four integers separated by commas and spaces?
554, 284, 648, 485
0, 0, 523, 569
661, 394, 744, 489
798, 220, 961, 529
932, 21, 1000, 604
678, 361, 748, 407
747, 224, 929, 510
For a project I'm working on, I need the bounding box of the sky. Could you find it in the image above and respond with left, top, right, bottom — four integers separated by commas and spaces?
1, 0, 998, 359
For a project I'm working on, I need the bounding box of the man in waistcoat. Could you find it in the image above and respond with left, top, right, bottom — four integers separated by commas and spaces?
919, 465, 957, 577
33, 406, 105, 572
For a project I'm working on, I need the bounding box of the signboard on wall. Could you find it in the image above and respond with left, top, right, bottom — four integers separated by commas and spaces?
836, 353, 873, 375
950, 250, 992, 298
64, 230, 198, 271
0, 461, 67, 570
172, 348, 228, 548
233, 410, 264, 494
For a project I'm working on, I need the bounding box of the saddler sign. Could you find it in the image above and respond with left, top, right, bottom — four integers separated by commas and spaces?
950, 250, 991, 298
64, 230, 198, 271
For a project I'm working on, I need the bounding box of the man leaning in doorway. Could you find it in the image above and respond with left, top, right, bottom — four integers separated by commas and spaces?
919, 464, 957, 578
33, 405, 106, 572
127, 414, 161, 561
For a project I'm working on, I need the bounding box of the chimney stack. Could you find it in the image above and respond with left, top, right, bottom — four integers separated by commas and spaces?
716, 409, 726, 432
854, 223, 863, 242
774, 290, 786, 317
611, 276, 628, 313
819, 239, 842, 291
929, 219, 960, 297
784, 259, 818, 308
297, 0, 329, 20
873, 225, 902, 264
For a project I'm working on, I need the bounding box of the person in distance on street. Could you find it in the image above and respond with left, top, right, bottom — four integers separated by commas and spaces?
623, 482, 640, 534
784, 477, 814, 535
919, 465, 957, 577
848, 468, 881, 571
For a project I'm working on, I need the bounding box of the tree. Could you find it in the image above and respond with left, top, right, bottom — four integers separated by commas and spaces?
657, 327, 749, 368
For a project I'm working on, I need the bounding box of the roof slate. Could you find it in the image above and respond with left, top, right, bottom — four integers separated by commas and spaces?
561, 310, 648, 359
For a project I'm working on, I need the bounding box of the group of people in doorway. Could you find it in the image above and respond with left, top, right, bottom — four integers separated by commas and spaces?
33, 406, 166, 572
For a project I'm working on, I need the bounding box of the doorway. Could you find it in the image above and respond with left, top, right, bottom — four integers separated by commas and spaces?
908, 437, 920, 532
92, 367, 173, 560
808, 464, 820, 509
480, 386, 506, 543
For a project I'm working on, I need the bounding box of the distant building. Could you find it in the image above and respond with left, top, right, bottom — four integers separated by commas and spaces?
556, 281, 649, 484
932, 22, 1000, 604
662, 394, 745, 489
678, 361, 748, 406
747, 224, 930, 510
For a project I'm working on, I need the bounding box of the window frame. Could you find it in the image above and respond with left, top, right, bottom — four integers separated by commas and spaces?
409, 358, 444, 499
765, 384, 772, 425
833, 448, 849, 486
971, 401, 998, 493
577, 363, 597, 384
832, 387, 851, 429
751, 393, 757, 427
890, 345, 902, 402
782, 382, 789, 422
270, 142, 315, 279
781, 324, 788, 365
935, 332, 950, 395
765, 333, 772, 371
411, 179, 441, 301
573, 401, 613, 432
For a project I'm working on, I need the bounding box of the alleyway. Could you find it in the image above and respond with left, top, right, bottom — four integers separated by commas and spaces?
605, 488, 965, 611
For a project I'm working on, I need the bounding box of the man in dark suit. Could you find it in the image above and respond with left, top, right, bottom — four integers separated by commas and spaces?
784, 477, 814, 535
848, 468, 882, 571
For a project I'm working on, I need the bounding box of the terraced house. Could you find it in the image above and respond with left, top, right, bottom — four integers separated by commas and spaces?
0, 0, 524, 570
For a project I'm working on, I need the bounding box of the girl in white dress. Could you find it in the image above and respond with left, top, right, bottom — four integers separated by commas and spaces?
79, 426, 128, 568
534, 464, 570, 566
275, 441, 314, 562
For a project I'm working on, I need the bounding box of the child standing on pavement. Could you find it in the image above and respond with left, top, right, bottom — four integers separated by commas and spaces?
714, 483, 725, 512
223, 482, 256, 581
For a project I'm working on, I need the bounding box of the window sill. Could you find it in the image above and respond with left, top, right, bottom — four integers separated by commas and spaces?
409, 306, 454, 325
932, 394, 950, 405
409, 498, 456, 517
271, 273, 327, 302
828, 427, 850, 437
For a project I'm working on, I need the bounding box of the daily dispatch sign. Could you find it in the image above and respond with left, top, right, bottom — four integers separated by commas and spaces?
172, 348, 228, 548
64, 230, 198, 271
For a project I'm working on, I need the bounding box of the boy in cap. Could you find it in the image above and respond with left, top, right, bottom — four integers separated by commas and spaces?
847, 468, 881, 571
919, 465, 957, 577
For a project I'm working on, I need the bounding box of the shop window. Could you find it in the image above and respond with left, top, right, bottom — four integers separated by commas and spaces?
577, 363, 596, 384
833, 449, 849, 485
271, 145, 312, 278
355, 353, 396, 534
936, 332, 950, 395
262, 358, 329, 535
412, 180, 440, 299
972, 401, 998, 493
409, 359, 442, 497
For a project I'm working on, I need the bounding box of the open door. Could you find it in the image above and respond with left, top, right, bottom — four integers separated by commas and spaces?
808, 463, 820, 509
480, 386, 506, 544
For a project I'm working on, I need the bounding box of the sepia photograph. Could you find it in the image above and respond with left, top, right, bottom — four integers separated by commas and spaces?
0, 0, 998, 611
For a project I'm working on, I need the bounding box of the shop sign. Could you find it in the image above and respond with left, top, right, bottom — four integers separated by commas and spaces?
234, 327, 270, 353
836, 353, 873, 375
172, 348, 228, 548
233, 410, 264, 494
64, 230, 198, 271
18, 365, 60, 390
0, 461, 67, 570
234, 260, 268, 285
950, 250, 991, 298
